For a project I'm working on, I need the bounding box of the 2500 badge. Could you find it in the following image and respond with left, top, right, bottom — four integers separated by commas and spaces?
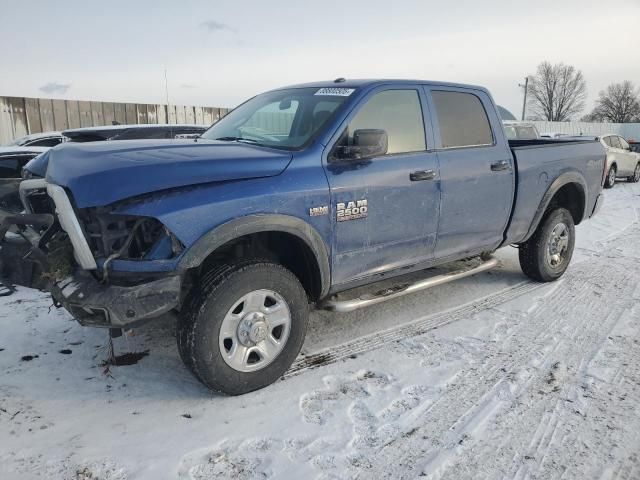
336, 199, 368, 222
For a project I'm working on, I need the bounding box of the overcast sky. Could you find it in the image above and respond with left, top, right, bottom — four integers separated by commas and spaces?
1, 0, 638, 118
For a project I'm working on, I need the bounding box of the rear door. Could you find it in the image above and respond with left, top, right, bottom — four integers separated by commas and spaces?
323, 86, 441, 285
425, 86, 515, 260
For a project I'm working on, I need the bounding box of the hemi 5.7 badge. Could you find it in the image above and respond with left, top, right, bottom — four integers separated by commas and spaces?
309, 205, 329, 217
336, 199, 368, 222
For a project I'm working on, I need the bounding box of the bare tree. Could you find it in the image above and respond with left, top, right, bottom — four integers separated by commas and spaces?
527, 61, 587, 121
586, 81, 640, 123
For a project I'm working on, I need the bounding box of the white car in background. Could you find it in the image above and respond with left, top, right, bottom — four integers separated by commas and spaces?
559, 134, 640, 188
600, 134, 640, 188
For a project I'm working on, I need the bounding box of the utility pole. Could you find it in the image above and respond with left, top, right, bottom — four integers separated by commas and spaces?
164, 69, 171, 128
518, 77, 529, 121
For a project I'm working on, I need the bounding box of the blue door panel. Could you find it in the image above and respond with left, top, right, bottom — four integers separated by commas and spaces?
323, 84, 441, 286
423, 86, 515, 259
326, 152, 440, 283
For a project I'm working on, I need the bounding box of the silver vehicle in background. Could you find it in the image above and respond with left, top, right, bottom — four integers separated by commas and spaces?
600, 134, 640, 187
566, 134, 640, 188
566, 135, 639, 188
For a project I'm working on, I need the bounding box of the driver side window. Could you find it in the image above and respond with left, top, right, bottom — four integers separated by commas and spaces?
332, 89, 426, 158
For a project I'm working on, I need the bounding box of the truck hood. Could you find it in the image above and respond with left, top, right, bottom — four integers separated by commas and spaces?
40, 139, 293, 208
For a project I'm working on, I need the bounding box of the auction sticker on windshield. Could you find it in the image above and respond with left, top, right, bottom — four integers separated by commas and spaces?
315, 88, 355, 96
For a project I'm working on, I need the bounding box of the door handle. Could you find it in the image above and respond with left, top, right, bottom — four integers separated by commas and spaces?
490, 160, 510, 172
410, 169, 436, 181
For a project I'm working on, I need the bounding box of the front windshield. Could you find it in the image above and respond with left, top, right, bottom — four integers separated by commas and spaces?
200, 87, 354, 150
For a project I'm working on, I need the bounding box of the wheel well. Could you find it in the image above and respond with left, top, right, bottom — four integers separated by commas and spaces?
610, 162, 617, 171
548, 182, 585, 226
198, 231, 323, 301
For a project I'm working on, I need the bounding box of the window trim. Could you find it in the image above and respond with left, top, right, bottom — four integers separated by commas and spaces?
427, 87, 497, 151
326, 87, 429, 163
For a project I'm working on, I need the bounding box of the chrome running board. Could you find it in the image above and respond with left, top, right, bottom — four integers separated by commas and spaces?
320, 257, 499, 313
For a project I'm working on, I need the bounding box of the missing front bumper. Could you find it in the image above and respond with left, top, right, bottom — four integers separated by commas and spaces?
0, 212, 183, 327
51, 273, 182, 328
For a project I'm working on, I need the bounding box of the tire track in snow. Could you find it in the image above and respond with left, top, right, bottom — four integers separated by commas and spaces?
362, 254, 639, 479
457, 304, 639, 480
285, 280, 548, 378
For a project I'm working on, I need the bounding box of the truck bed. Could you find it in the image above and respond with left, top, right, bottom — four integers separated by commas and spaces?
504, 138, 605, 245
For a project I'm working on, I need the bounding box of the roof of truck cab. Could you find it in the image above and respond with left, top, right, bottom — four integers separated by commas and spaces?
276, 79, 489, 92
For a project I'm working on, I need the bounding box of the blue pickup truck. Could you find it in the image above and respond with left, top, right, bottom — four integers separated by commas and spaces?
10, 79, 605, 394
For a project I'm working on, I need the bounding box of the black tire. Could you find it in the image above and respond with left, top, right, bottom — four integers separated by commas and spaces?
177, 260, 309, 395
604, 165, 616, 188
628, 163, 640, 183
518, 207, 575, 282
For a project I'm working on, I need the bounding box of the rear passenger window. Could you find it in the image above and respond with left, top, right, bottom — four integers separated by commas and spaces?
335, 90, 426, 155
609, 136, 622, 149
503, 126, 516, 139
603, 137, 612, 147
516, 126, 538, 140
431, 91, 493, 148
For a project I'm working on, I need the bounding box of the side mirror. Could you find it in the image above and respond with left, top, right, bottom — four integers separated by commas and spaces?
332, 129, 388, 161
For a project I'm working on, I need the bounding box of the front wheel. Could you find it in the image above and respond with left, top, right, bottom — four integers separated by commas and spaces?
628, 163, 640, 183
177, 260, 309, 395
518, 207, 575, 282
605, 165, 617, 188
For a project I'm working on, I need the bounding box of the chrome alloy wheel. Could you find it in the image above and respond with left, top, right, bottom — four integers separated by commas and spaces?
219, 289, 291, 372
608, 167, 616, 187
547, 222, 570, 267
633, 164, 640, 182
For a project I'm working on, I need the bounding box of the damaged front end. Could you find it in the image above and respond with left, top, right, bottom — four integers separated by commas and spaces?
1, 179, 185, 329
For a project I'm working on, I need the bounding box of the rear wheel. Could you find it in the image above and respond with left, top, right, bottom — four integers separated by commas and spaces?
605, 165, 617, 188
518, 207, 575, 282
628, 163, 640, 183
177, 260, 309, 395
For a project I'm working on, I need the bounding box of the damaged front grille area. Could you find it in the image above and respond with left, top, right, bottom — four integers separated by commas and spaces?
80, 211, 183, 261
24, 187, 55, 215
19, 179, 182, 268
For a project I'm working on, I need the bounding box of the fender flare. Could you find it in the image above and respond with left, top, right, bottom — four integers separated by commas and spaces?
178, 214, 331, 298
524, 172, 588, 241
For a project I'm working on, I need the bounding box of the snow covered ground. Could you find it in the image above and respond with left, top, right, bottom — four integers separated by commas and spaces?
1, 182, 639, 480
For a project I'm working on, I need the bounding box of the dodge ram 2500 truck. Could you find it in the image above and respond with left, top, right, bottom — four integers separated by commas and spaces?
6, 79, 606, 395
